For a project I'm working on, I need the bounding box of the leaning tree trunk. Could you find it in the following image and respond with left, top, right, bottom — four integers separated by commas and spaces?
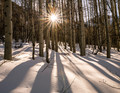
4, 0, 13, 60
78, 0, 86, 56
103, 0, 111, 58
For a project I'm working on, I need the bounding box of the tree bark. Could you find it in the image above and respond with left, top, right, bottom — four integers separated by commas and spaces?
78, 0, 86, 56
103, 0, 111, 58
69, 0, 73, 51
46, 0, 50, 63
71, 0, 76, 53
31, 0, 35, 60
39, 0, 44, 57
4, 0, 13, 60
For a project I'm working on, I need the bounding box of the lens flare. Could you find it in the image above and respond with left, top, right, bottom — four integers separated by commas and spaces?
40, 5, 63, 29
50, 14, 58, 22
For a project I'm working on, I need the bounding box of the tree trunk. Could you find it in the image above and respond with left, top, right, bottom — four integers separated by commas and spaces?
113, 0, 120, 51
103, 0, 111, 58
94, 0, 101, 52
31, 0, 35, 60
62, 0, 66, 49
39, 0, 44, 57
110, 0, 117, 49
98, 0, 103, 52
4, 0, 12, 60
55, 27, 58, 52
69, 0, 73, 51
46, 0, 50, 63
32, 17, 35, 60
118, 0, 120, 51
1, 0, 4, 37
118, 0, 120, 23
51, 0, 55, 50
71, 0, 76, 53
51, 24, 55, 50
78, 0, 86, 56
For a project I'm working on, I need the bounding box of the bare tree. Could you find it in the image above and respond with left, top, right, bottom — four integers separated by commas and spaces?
4, 0, 13, 60
30, 0, 35, 60
39, 0, 44, 57
103, 0, 111, 58
46, 0, 50, 63
78, 0, 86, 56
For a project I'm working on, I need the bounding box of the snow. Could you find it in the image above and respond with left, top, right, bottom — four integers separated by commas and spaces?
0, 43, 120, 93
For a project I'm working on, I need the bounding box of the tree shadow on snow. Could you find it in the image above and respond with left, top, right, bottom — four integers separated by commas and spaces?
73, 54, 120, 84
30, 51, 54, 93
56, 52, 73, 93
13, 46, 31, 55
63, 54, 103, 93
87, 54, 120, 77
0, 59, 41, 93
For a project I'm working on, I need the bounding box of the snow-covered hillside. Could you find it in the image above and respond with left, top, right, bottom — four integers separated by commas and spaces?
0, 43, 120, 93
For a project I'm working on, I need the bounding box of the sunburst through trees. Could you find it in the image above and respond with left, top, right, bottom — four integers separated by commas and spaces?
40, 4, 62, 62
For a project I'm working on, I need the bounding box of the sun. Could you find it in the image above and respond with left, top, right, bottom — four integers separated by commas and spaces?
50, 14, 58, 22
41, 6, 62, 29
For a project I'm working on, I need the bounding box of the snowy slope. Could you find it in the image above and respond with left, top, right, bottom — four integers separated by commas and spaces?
0, 43, 120, 93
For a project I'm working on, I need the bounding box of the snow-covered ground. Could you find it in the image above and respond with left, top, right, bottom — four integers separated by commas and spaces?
0, 43, 120, 93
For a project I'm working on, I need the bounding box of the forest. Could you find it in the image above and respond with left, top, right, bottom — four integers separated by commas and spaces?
0, 0, 120, 93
